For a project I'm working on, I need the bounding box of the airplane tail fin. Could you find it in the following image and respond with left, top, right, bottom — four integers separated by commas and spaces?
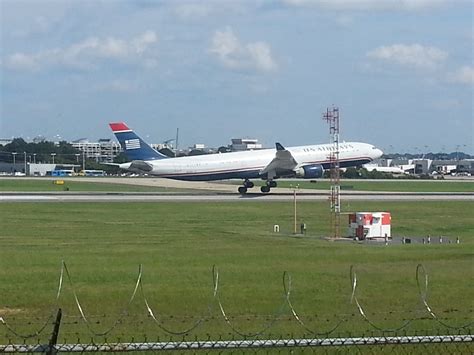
109, 122, 169, 161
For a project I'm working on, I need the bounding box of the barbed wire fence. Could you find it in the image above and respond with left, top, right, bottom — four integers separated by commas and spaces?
0, 262, 472, 353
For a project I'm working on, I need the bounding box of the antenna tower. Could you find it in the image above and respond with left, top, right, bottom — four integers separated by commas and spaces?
323, 107, 341, 238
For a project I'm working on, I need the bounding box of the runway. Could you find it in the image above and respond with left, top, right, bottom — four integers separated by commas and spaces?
1, 191, 472, 202
1, 177, 472, 202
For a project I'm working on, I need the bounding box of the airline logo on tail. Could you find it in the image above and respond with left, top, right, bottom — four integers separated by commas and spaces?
109, 122, 168, 161
125, 139, 140, 150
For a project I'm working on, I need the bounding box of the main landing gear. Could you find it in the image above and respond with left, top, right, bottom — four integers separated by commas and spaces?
260, 180, 277, 193
238, 179, 254, 194
237, 179, 277, 194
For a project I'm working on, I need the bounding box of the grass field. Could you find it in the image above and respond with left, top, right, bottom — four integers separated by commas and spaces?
0, 178, 196, 193
1, 177, 473, 193
0, 200, 472, 345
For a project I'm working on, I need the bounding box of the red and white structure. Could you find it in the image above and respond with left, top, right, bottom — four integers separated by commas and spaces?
348, 212, 391, 240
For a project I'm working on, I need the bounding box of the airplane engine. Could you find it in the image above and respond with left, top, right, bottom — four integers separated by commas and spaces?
295, 164, 324, 179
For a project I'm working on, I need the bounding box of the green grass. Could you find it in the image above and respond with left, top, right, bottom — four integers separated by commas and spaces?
2, 177, 473, 193
0, 200, 472, 346
0, 178, 194, 193
237, 179, 474, 192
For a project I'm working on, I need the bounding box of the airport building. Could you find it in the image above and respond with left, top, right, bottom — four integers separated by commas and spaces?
370, 158, 474, 175
71, 138, 121, 163
230, 138, 263, 151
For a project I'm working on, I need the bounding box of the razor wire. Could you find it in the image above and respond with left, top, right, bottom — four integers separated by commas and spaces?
138, 265, 210, 336
62, 261, 141, 337
2, 263, 473, 341
0, 261, 67, 339
212, 265, 289, 338
282, 271, 343, 336
0, 310, 53, 340
416, 264, 474, 330
350, 265, 414, 332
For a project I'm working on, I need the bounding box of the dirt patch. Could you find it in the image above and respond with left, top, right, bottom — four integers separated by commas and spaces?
0, 307, 23, 316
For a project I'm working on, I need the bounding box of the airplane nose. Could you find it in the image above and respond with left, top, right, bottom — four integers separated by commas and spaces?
375, 148, 383, 158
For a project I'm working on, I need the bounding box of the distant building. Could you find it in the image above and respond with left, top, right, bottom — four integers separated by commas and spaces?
231, 138, 263, 151
370, 158, 474, 175
29, 164, 82, 177
71, 138, 121, 162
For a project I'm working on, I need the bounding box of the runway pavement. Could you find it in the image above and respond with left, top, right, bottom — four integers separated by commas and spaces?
0, 191, 472, 202
1, 177, 472, 202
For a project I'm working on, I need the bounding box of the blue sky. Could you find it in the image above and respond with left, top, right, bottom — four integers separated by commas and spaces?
1, 0, 472, 153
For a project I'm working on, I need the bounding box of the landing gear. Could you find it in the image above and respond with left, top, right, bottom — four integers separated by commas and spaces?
260, 180, 277, 193
244, 180, 254, 188
238, 180, 254, 194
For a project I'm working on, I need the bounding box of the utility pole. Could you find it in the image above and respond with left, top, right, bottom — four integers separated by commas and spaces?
175, 128, 179, 157
323, 107, 341, 239
291, 184, 299, 234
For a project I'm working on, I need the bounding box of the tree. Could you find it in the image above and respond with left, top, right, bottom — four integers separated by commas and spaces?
218, 146, 231, 153
342, 167, 360, 179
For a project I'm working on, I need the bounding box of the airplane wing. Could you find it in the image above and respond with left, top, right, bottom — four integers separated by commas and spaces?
260, 143, 298, 179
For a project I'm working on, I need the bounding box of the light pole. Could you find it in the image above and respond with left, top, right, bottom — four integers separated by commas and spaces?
33, 153, 37, 164
12, 152, 17, 167
51, 153, 56, 164
82, 150, 86, 171
75, 153, 80, 163
290, 184, 299, 234
24, 151, 27, 175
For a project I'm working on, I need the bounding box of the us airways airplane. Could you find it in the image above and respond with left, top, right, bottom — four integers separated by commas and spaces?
109, 122, 383, 193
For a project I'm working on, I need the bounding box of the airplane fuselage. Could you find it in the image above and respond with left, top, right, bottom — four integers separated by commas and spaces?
120, 142, 381, 181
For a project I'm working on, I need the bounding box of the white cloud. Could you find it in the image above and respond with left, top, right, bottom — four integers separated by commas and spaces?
209, 27, 277, 72
366, 44, 448, 70
4, 31, 159, 71
5, 53, 39, 71
447, 66, 474, 85
282, 0, 447, 11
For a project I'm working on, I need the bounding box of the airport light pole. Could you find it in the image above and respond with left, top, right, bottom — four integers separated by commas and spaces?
24, 152, 27, 175
12, 152, 17, 167
290, 184, 299, 234
33, 153, 36, 164
51, 153, 56, 164
82, 150, 85, 171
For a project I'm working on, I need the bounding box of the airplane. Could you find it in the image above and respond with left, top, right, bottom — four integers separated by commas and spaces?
109, 122, 383, 193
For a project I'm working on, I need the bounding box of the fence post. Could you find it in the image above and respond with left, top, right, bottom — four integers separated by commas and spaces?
47, 308, 62, 355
